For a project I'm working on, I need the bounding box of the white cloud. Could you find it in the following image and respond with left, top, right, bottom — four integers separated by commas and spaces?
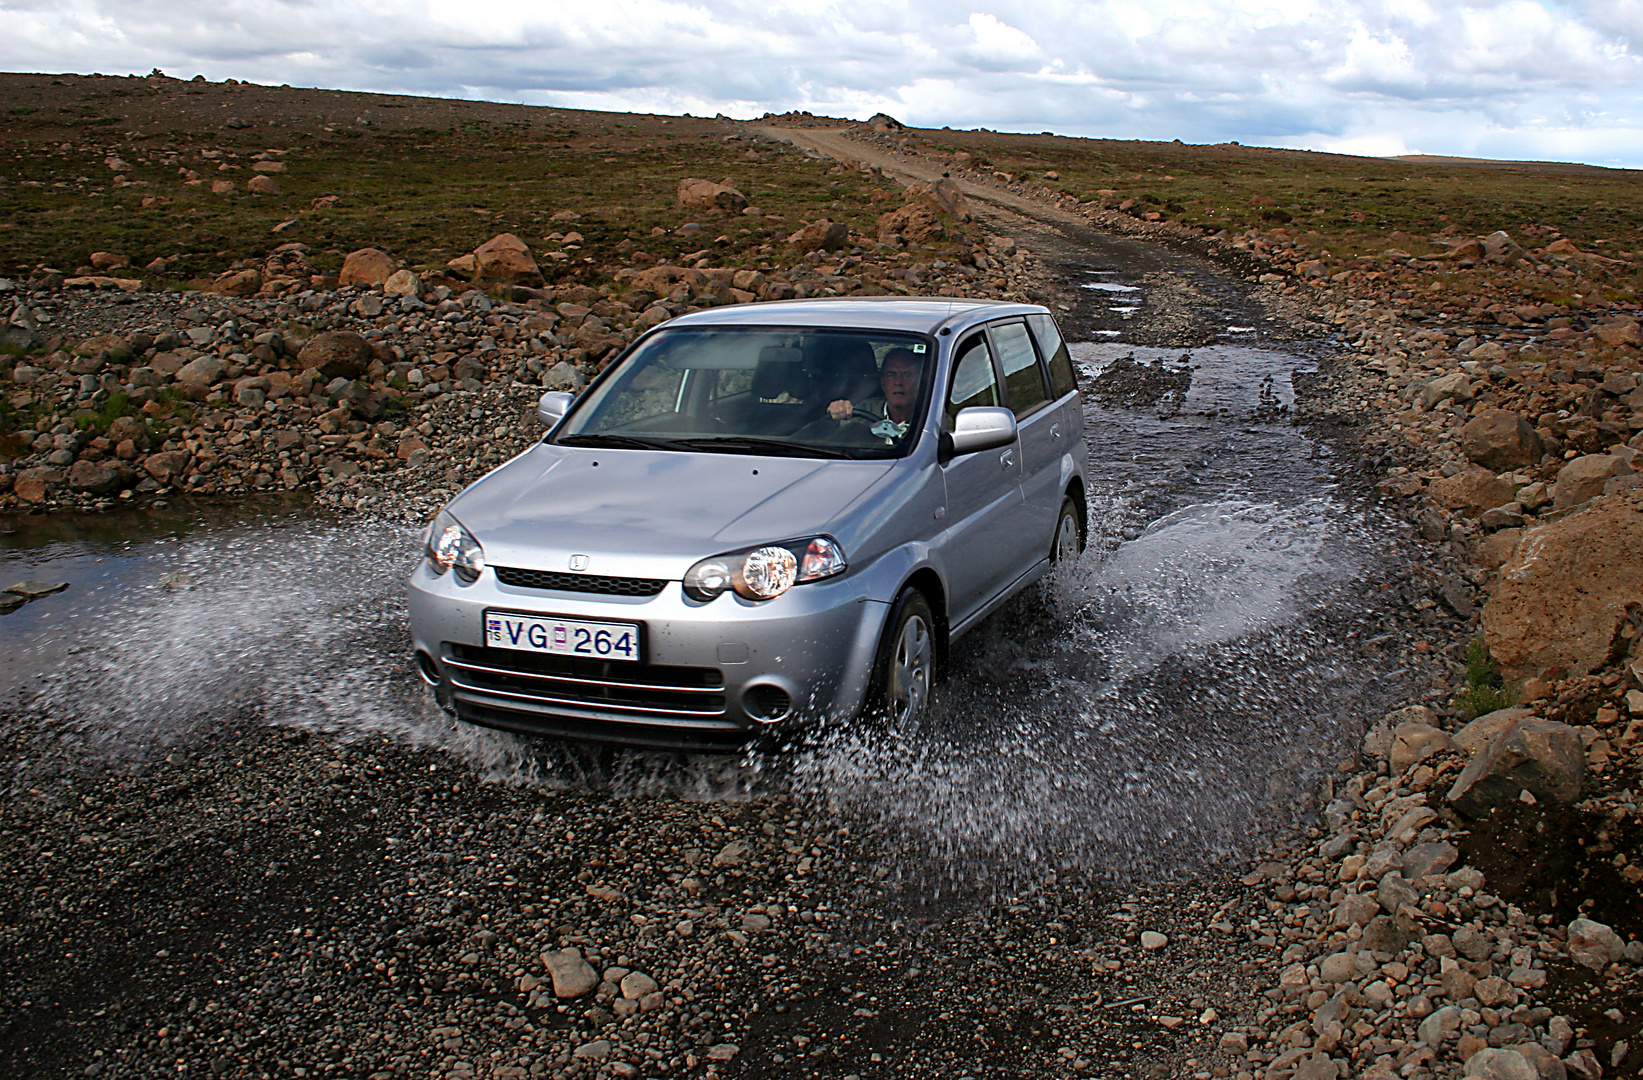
0, 0, 1639, 165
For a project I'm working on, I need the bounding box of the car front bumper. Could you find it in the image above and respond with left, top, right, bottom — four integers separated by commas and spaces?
407, 560, 888, 751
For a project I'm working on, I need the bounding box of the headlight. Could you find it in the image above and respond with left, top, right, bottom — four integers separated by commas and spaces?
425, 510, 486, 583
683, 536, 847, 602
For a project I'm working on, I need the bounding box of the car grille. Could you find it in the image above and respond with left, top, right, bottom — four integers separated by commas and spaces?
442, 643, 727, 721
491, 566, 668, 597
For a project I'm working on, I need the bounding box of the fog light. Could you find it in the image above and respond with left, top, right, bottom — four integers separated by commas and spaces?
742, 684, 793, 724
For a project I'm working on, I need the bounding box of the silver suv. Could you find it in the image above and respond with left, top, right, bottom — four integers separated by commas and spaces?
408, 298, 1088, 750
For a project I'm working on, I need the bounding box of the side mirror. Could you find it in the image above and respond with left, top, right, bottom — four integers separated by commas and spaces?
536, 390, 574, 429
939, 406, 1016, 463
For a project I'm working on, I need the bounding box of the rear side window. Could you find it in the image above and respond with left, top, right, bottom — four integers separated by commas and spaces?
946, 334, 999, 428
991, 320, 1049, 418
1027, 313, 1077, 399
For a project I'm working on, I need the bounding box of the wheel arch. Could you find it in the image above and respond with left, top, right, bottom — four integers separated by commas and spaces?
900, 566, 950, 677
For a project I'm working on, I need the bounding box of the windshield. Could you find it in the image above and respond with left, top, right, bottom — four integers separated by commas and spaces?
554, 326, 936, 459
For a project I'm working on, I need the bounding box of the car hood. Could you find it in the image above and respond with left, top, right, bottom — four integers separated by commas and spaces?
449, 443, 895, 578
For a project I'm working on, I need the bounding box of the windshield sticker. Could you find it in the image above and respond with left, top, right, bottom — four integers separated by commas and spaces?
912, 343, 927, 353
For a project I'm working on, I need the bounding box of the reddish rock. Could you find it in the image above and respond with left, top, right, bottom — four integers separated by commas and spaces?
89, 251, 128, 270
246, 174, 280, 195
1446, 717, 1584, 816
141, 450, 191, 484
1459, 409, 1543, 471
876, 203, 943, 244
210, 179, 236, 195
297, 331, 371, 380
1595, 318, 1641, 347
677, 178, 748, 213
472, 233, 543, 287
384, 269, 421, 297
339, 247, 395, 289
68, 459, 124, 494
904, 177, 971, 221
1554, 453, 1632, 510
787, 220, 848, 252
1482, 490, 1643, 679
310, 195, 340, 210
212, 268, 261, 297
1428, 469, 1514, 517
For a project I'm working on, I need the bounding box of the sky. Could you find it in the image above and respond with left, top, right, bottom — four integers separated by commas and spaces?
2, 0, 1641, 168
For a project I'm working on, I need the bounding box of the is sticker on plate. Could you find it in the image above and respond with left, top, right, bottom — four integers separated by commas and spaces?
485, 611, 640, 662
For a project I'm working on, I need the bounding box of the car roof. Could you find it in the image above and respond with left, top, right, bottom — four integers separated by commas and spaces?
661, 297, 1050, 337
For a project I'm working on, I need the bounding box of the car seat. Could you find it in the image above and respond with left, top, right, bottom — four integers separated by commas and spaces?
803, 336, 880, 418
746, 346, 811, 434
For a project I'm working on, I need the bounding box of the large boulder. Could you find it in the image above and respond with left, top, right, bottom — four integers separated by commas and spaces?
1429, 469, 1515, 517
677, 178, 748, 213
338, 247, 395, 288
1567, 918, 1625, 971
1446, 716, 1584, 817
787, 219, 848, 252
141, 450, 191, 484
1553, 452, 1632, 510
905, 177, 972, 221
68, 459, 125, 494
297, 331, 371, 381
1460, 410, 1543, 471
1482, 490, 1643, 679
472, 233, 543, 287
876, 203, 944, 244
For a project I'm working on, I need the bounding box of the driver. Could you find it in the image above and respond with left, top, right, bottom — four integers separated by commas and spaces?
825, 348, 922, 443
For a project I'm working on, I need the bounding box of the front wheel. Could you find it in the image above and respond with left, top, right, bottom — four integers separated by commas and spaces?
1051, 495, 1086, 565
868, 588, 935, 726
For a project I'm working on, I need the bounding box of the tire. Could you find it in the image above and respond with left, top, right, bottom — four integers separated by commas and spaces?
868, 588, 935, 726
1051, 494, 1085, 565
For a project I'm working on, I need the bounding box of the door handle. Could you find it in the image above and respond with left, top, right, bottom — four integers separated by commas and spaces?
1000, 448, 1016, 469
1050, 423, 1062, 438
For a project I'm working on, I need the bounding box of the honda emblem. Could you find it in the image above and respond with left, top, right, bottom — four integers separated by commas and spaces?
568, 554, 590, 572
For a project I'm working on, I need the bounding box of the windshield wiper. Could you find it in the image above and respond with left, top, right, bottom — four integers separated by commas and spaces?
556, 433, 683, 451
670, 436, 869, 459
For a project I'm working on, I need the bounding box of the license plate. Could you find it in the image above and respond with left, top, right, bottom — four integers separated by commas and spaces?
484, 611, 641, 662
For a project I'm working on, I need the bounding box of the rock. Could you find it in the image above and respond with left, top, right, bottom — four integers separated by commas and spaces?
67, 459, 124, 494
297, 331, 371, 380
1481, 231, 1529, 264
1140, 931, 1167, 951
338, 247, 395, 288
141, 450, 191, 484
88, 251, 127, 270
1595, 318, 1642, 348
1452, 924, 1494, 963
1565, 1050, 1603, 1080
1377, 872, 1420, 914
1463, 1047, 1538, 1080
383, 269, 421, 297
1567, 918, 1625, 971
677, 178, 748, 213
542, 361, 583, 391
1474, 975, 1518, 1008
1293, 1055, 1341, 1080
212, 268, 261, 297
619, 971, 658, 999
174, 355, 225, 387
1461, 411, 1544, 471
713, 841, 749, 868
1515, 1044, 1566, 1080
1431, 469, 1516, 517
1482, 491, 1643, 680
1419, 1005, 1464, 1046
1333, 893, 1379, 927
541, 947, 599, 999
1448, 718, 1584, 816
1391, 722, 1452, 773
246, 174, 280, 195
1402, 842, 1459, 880
572, 1039, 611, 1060
1454, 708, 1538, 755
472, 233, 543, 287
705, 1044, 740, 1062
446, 254, 477, 276
1423, 371, 1475, 408
1360, 915, 1410, 954
787, 220, 849, 252
211, 179, 235, 195
4, 579, 69, 599
876, 203, 945, 244
1554, 453, 1632, 510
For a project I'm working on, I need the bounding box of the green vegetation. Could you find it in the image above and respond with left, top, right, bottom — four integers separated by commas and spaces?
1456, 635, 1515, 719
920, 130, 1643, 260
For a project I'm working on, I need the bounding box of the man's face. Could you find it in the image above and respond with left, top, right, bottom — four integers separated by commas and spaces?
881, 356, 920, 413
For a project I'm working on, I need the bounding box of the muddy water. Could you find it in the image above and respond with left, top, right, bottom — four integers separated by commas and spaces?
1, 331, 1415, 888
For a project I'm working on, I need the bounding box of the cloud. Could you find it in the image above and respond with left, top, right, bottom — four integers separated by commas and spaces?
0, 0, 1639, 166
